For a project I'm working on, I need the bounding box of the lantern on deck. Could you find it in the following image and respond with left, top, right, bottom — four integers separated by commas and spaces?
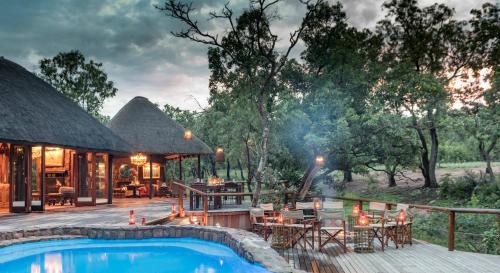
283, 204, 289, 212
171, 203, 177, 214
352, 203, 360, 216
129, 210, 135, 225
184, 129, 192, 140
314, 199, 321, 210
141, 217, 146, 225
398, 209, 407, 224
358, 211, 368, 226
315, 155, 325, 167
130, 153, 147, 166
277, 214, 284, 224
215, 147, 225, 162
179, 208, 186, 218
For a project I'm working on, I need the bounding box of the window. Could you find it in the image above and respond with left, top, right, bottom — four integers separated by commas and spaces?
143, 164, 160, 179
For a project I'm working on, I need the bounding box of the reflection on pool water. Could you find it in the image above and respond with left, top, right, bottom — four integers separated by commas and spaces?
0, 238, 272, 273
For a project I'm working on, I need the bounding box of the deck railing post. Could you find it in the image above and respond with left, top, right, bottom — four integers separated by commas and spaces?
178, 186, 184, 215
498, 214, 500, 255
448, 211, 455, 251
203, 195, 208, 226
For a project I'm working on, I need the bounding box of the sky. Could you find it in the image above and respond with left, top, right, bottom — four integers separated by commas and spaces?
0, 0, 492, 117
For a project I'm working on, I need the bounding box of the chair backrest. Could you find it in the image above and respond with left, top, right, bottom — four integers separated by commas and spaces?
282, 210, 304, 221
295, 202, 314, 210
369, 201, 386, 211
322, 201, 343, 210
250, 208, 265, 217
259, 203, 274, 211
396, 203, 409, 211
317, 211, 344, 227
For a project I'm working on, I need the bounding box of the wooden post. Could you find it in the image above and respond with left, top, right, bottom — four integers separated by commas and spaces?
498, 214, 500, 255
107, 154, 113, 204
178, 185, 183, 214
41, 146, 45, 211
149, 156, 153, 199
448, 211, 455, 251
359, 201, 363, 211
197, 155, 201, 181
179, 156, 183, 181
203, 195, 208, 226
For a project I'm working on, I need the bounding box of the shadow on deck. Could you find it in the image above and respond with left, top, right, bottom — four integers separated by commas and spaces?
274, 240, 499, 273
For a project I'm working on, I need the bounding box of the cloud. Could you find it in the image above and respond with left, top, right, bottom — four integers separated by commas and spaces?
0, 0, 491, 117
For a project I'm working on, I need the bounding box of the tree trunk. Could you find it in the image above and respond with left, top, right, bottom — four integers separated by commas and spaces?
479, 140, 495, 181
414, 124, 434, 188
252, 125, 270, 207
237, 159, 245, 180
226, 160, 231, 180
428, 123, 439, 188
298, 164, 320, 200
343, 168, 353, 183
245, 140, 253, 192
210, 157, 217, 177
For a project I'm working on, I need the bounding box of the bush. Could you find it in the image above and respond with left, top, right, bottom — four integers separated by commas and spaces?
439, 174, 477, 201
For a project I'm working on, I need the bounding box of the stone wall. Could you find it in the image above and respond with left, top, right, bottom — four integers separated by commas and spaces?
0, 225, 301, 273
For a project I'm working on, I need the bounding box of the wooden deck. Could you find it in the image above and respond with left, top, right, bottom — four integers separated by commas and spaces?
275, 240, 500, 273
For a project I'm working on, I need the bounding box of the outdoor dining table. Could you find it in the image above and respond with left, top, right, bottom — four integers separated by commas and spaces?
127, 184, 144, 198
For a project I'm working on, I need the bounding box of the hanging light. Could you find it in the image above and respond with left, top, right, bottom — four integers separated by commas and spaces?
352, 203, 360, 216
129, 210, 135, 225
184, 129, 192, 140
215, 147, 224, 162
315, 154, 325, 167
130, 153, 147, 166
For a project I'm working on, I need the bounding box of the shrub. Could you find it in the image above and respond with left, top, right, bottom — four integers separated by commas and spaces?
439, 174, 477, 201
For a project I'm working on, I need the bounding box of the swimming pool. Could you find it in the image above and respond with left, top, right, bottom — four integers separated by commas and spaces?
0, 238, 272, 273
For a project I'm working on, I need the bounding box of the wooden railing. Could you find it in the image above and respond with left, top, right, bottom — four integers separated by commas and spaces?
331, 196, 500, 253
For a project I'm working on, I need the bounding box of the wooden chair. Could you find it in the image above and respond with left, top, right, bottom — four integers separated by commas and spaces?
317, 211, 347, 252
259, 203, 277, 221
282, 209, 315, 249
250, 208, 273, 241
295, 201, 316, 219
322, 200, 344, 212
367, 204, 396, 251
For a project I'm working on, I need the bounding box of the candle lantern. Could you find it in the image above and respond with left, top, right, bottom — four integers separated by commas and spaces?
352, 203, 360, 216
141, 217, 146, 225
283, 204, 289, 212
184, 129, 192, 140
277, 214, 284, 224
215, 147, 225, 162
358, 211, 368, 226
172, 203, 177, 214
129, 210, 135, 225
315, 155, 325, 167
314, 199, 321, 210
398, 209, 406, 224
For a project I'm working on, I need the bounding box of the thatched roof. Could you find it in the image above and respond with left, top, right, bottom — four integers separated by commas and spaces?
108, 96, 213, 156
0, 57, 131, 153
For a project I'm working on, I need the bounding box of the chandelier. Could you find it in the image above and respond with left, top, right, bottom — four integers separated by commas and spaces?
130, 153, 147, 166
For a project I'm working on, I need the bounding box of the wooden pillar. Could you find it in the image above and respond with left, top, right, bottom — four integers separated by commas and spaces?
26, 146, 32, 212
178, 185, 184, 213
448, 211, 455, 251
107, 154, 113, 204
203, 195, 208, 226
497, 214, 500, 255
197, 155, 201, 181
149, 156, 153, 199
91, 152, 96, 206
179, 156, 183, 181
41, 146, 45, 211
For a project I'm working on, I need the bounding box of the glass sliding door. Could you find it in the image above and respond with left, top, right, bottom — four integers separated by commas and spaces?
31, 146, 43, 210
76, 152, 95, 206
0, 143, 10, 212
11, 145, 28, 212
95, 154, 108, 204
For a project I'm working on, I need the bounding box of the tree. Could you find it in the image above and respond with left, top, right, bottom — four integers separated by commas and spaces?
39, 50, 117, 120
376, 0, 474, 187
158, 0, 324, 206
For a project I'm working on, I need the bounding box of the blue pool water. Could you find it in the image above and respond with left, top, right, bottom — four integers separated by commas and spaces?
0, 238, 272, 273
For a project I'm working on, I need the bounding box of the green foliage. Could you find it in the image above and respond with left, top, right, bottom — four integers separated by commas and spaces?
38, 50, 117, 118
439, 174, 477, 201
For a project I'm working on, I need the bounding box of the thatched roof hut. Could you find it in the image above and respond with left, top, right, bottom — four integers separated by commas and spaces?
0, 57, 131, 153
108, 96, 212, 156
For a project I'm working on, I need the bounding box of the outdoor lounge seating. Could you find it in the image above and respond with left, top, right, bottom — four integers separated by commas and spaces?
316, 210, 347, 252
250, 207, 274, 241
281, 209, 315, 249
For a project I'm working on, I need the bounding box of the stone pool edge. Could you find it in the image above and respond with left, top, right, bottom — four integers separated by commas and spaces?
0, 225, 302, 273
